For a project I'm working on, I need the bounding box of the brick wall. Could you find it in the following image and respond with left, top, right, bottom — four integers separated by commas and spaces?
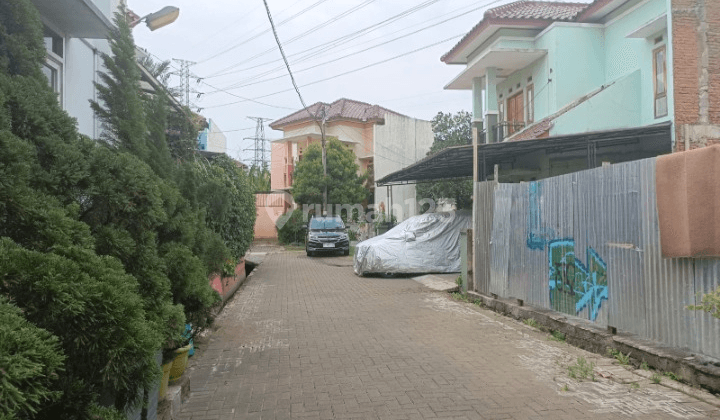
673, 0, 720, 151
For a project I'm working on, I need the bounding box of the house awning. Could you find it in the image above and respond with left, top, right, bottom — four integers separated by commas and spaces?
31, 0, 113, 39
376, 122, 672, 186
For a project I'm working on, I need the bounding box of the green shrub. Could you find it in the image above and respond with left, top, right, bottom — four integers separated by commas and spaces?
277, 209, 307, 245
0, 238, 162, 417
0, 297, 65, 419
162, 242, 220, 341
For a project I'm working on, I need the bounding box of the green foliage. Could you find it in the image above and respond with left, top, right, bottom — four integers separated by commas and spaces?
196, 155, 256, 260
640, 361, 649, 371
688, 285, 720, 319
664, 371, 680, 381
523, 318, 539, 328
277, 209, 307, 245
549, 331, 566, 342
651, 373, 662, 384
0, 238, 162, 416
608, 348, 631, 365
90, 9, 148, 160
161, 243, 220, 342
0, 297, 65, 419
416, 111, 473, 210
248, 166, 271, 192
568, 356, 595, 381
291, 138, 367, 206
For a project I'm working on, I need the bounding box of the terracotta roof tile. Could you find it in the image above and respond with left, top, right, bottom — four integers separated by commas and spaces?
486, 1, 588, 21
441, 1, 591, 63
270, 98, 404, 129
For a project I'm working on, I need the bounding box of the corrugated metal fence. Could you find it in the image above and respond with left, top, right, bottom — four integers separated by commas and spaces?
474, 157, 720, 359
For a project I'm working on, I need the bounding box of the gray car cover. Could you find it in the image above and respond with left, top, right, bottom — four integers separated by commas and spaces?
354, 211, 471, 275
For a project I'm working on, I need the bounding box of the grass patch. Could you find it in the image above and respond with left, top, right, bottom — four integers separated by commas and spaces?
549, 331, 566, 342
450, 292, 469, 302
561, 384, 569, 392
630, 382, 640, 390
473, 299, 484, 308
640, 361, 649, 371
651, 373, 662, 384
608, 348, 631, 365
664, 371, 680, 381
568, 356, 595, 381
523, 318, 539, 328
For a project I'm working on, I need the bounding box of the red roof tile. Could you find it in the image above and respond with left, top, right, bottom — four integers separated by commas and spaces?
441, 1, 591, 63
486, 1, 588, 21
270, 98, 404, 129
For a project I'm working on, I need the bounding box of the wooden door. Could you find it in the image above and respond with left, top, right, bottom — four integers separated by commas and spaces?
506, 92, 524, 135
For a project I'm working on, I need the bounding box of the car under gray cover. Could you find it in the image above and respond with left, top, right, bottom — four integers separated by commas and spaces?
353, 211, 471, 276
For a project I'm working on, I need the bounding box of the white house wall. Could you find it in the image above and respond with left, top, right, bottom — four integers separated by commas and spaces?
207, 119, 227, 153
373, 114, 433, 222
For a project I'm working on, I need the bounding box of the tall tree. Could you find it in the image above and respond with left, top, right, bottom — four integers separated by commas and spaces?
90, 7, 148, 160
291, 138, 367, 208
416, 111, 473, 210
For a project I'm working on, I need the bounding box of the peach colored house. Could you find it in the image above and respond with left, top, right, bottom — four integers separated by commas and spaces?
269, 98, 433, 221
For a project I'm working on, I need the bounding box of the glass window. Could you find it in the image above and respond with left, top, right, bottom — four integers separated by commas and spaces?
654, 46, 667, 118
310, 218, 345, 230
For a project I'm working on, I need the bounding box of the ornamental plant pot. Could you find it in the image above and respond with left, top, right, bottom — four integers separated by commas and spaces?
159, 360, 173, 398
169, 343, 193, 381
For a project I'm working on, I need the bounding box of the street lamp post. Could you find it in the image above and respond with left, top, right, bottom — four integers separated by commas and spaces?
129, 6, 180, 31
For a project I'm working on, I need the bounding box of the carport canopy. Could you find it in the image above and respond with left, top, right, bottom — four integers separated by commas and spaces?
376, 122, 672, 186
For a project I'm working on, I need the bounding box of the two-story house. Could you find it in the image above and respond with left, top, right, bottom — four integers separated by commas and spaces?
444, 0, 719, 162
269, 98, 433, 221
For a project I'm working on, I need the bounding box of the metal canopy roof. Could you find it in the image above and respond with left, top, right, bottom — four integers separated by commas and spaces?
376, 122, 672, 186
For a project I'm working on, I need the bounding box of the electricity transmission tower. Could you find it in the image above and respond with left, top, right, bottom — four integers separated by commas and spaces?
244, 117, 272, 169
172, 58, 196, 108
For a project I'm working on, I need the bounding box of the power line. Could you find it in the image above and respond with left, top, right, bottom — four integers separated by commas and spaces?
197, 0, 331, 65
206, 0, 445, 79
206, 0, 377, 78
204, 32, 464, 110
261, 0, 313, 118
204, 1, 500, 95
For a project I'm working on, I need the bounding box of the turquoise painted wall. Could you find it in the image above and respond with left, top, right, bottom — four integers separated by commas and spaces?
489, 0, 670, 137
602, 0, 668, 126
553, 70, 641, 134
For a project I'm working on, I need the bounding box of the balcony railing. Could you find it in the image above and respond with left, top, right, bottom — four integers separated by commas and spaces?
493, 121, 526, 142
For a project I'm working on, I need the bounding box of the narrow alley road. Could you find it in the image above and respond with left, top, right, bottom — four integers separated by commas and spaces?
178, 248, 719, 420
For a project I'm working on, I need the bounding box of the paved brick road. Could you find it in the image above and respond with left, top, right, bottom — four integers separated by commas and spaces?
178, 249, 720, 420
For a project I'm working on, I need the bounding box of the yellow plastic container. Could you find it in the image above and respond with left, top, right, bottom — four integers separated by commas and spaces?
159, 361, 173, 398
169, 344, 193, 381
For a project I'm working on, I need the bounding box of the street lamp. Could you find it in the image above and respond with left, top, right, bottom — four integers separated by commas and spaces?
130, 6, 180, 31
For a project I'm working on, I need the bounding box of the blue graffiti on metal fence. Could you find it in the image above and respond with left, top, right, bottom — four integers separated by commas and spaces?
548, 239, 608, 321
526, 182, 554, 250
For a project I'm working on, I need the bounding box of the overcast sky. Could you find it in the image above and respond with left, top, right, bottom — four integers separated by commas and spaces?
130, 0, 586, 165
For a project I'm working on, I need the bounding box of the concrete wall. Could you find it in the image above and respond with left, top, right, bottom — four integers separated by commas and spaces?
672, 0, 720, 151
206, 119, 227, 153
373, 114, 433, 222
553, 70, 642, 134
254, 192, 291, 239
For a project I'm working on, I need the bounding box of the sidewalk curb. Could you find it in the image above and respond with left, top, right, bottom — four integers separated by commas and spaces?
466, 290, 720, 396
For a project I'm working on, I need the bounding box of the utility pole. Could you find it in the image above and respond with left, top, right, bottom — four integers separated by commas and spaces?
316, 106, 329, 216
172, 58, 196, 108
243, 117, 272, 169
